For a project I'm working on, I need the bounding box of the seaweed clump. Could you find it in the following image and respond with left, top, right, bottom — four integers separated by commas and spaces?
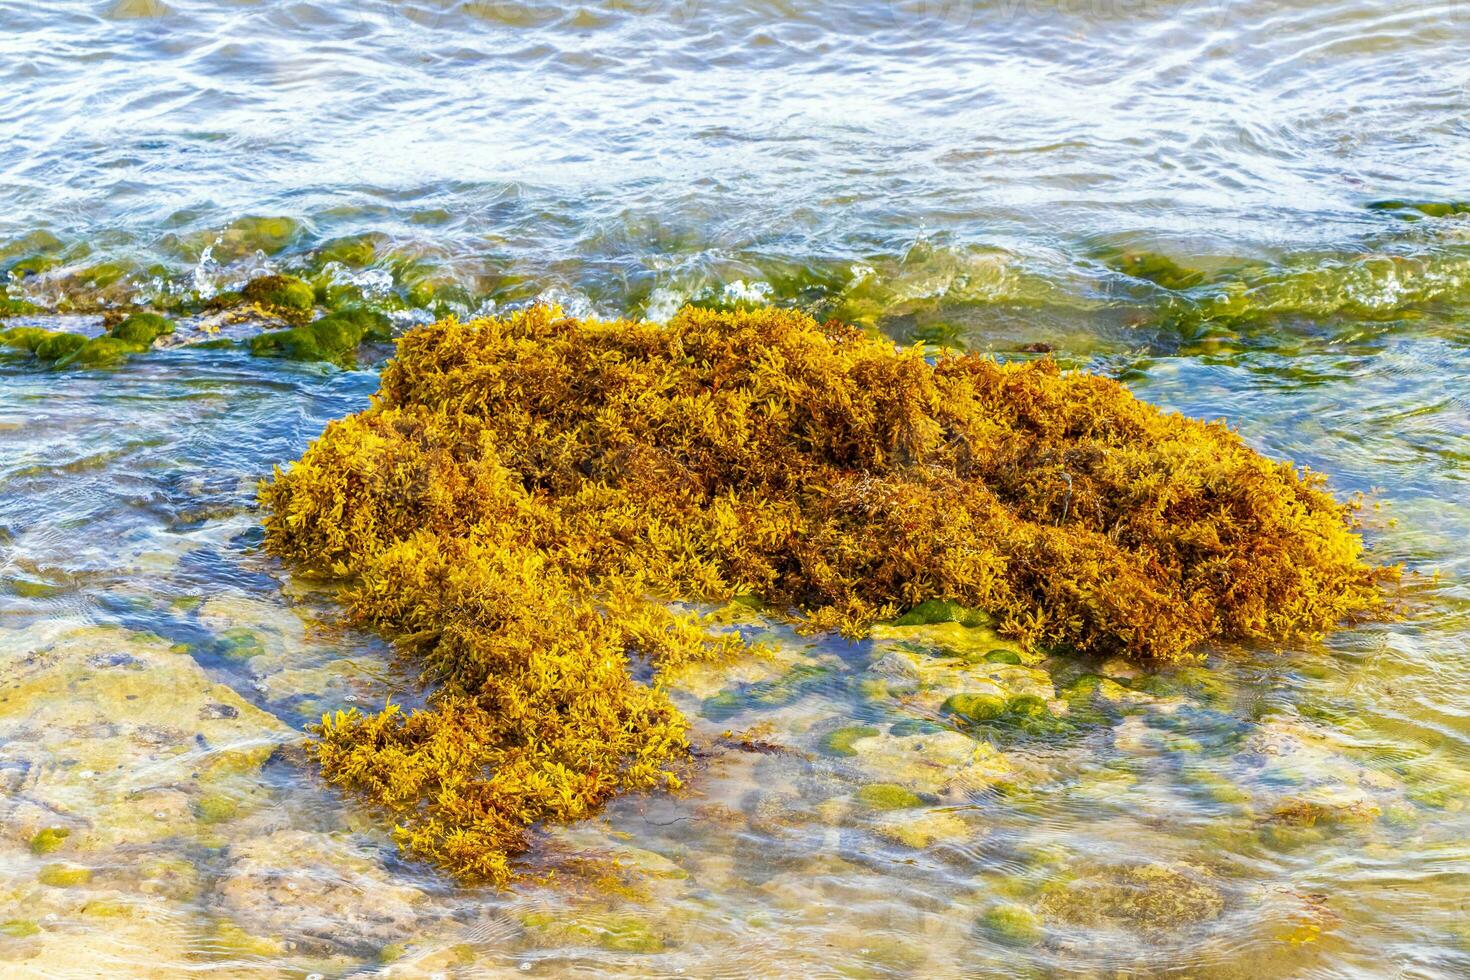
260, 305, 1393, 883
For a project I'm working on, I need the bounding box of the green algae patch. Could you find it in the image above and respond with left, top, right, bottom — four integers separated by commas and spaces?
38, 863, 93, 888
197, 921, 286, 960
821, 725, 879, 757
892, 598, 992, 628
980, 903, 1044, 946
8, 577, 64, 599
942, 693, 1008, 723
215, 626, 266, 661
1366, 199, 1470, 220
194, 792, 240, 824
259, 304, 1394, 885
888, 718, 944, 737
855, 783, 924, 810
30, 827, 71, 855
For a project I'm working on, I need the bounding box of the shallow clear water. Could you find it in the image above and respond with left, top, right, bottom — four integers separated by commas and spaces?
2, 1, 1469, 977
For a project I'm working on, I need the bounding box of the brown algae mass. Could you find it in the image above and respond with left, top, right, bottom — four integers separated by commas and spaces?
259, 304, 1393, 883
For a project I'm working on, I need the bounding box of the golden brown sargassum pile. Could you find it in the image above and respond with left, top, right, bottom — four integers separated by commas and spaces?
260, 304, 1393, 883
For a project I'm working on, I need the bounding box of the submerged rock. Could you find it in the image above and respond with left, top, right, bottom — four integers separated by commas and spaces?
1037, 862, 1225, 931
197, 593, 315, 677
215, 830, 429, 955
0, 621, 293, 850
519, 909, 668, 954
845, 727, 1011, 797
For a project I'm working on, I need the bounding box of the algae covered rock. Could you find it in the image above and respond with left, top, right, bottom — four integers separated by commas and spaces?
33, 330, 87, 362
64, 336, 145, 367
864, 622, 1068, 736
0, 325, 52, 352
186, 215, 301, 262
891, 598, 992, 628
1366, 199, 1470, 219
942, 692, 1007, 723
249, 307, 391, 364
1, 295, 40, 317
241, 274, 315, 314
108, 311, 175, 346
519, 909, 669, 954
1, 315, 172, 369
1096, 246, 1207, 290
29, 827, 71, 855
315, 234, 380, 268
856, 783, 925, 811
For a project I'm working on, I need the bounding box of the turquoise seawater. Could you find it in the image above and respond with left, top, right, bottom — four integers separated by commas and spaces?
2, 1, 1469, 976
